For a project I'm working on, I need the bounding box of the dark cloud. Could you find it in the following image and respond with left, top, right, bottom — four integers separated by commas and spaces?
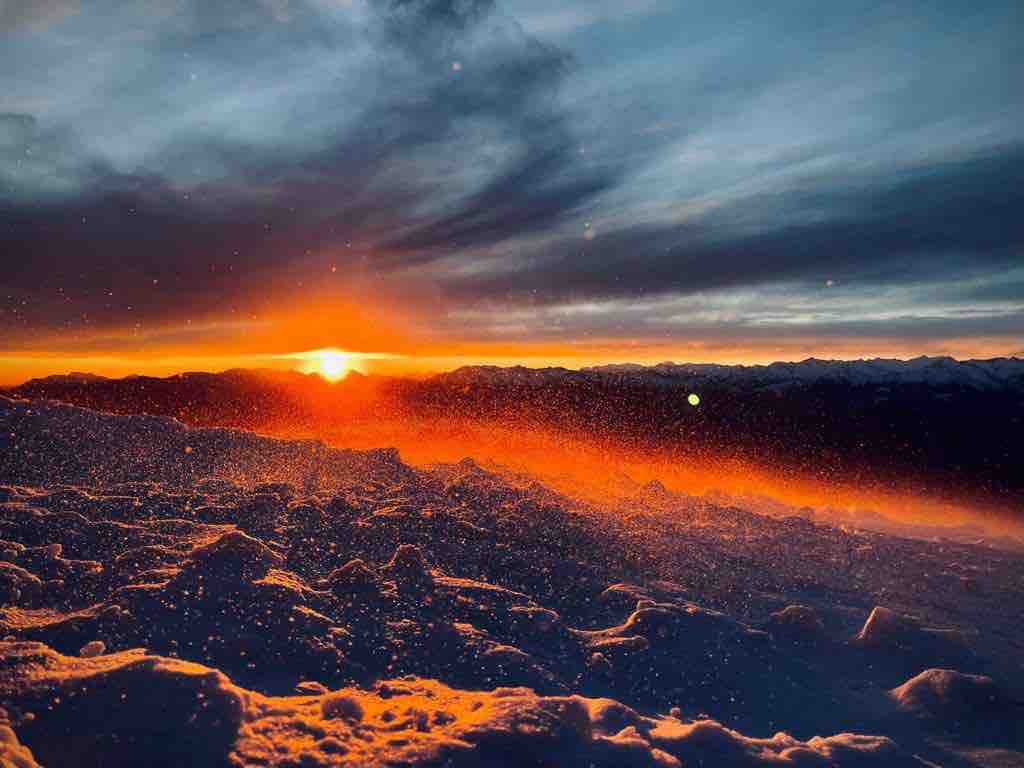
366, 0, 619, 258
441, 143, 1024, 305
376, 0, 497, 53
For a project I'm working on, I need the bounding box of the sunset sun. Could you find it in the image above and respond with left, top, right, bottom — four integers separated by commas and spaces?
313, 349, 350, 381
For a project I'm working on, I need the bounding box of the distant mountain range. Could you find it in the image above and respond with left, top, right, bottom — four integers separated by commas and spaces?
441, 356, 1024, 391
18, 355, 1024, 394
7, 356, 1024, 512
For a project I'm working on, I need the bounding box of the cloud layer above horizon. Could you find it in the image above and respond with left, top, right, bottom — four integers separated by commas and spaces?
2, 0, 1022, 361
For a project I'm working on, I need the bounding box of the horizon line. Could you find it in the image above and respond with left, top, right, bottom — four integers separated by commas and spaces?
3, 352, 1023, 389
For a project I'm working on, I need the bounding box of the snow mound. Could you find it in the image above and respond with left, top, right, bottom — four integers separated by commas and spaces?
890, 669, 1010, 717
854, 606, 968, 655
0, 641, 247, 767
639, 717, 905, 767
78, 639, 105, 658
384, 544, 434, 594
599, 581, 691, 610
767, 605, 825, 638
0, 563, 42, 606
323, 558, 382, 594
182, 530, 284, 582
0, 708, 40, 768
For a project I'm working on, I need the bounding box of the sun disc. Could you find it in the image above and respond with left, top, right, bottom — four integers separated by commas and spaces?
318, 350, 349, 381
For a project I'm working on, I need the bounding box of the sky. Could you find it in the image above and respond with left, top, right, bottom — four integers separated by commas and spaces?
1, 0, 1022, 381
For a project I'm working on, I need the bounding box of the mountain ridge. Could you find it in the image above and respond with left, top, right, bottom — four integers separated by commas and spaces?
439, 355, 1024, 391
10, 354, 1024, 393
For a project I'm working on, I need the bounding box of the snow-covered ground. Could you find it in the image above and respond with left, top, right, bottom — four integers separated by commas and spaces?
1, 396, 1021, 766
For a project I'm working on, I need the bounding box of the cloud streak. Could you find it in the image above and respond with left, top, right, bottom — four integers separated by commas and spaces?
439, 144, 1024, 303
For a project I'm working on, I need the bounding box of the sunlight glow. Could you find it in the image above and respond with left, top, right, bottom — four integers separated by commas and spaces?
311, 349, 351, 381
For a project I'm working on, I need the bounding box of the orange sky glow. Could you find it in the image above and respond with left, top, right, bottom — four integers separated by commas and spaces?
1, 322, 1020, 387
3, 311, 1020, 536
2, 270, 1020, 386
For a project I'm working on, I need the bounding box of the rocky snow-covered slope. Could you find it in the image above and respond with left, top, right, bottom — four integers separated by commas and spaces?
1, 396, 1022, 767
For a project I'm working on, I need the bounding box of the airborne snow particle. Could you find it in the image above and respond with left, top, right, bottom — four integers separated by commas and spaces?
687, 393, 700, 407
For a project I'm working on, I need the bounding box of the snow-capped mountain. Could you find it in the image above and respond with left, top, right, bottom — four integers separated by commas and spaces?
440, 356, 1024, 392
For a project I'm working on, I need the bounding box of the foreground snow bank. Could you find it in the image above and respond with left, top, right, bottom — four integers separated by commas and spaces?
0, 641, 918, 767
